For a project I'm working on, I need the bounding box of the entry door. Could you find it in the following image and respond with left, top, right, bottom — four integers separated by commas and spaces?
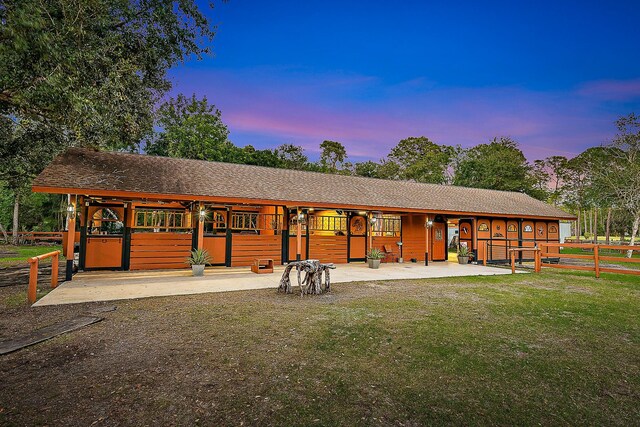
432, 222, 446, 261
348, 215, 367, 261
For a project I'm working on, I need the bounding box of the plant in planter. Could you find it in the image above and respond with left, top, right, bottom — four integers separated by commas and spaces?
186, 248, 212, 276
457, 245, 471, 265
367, 248, 384, 269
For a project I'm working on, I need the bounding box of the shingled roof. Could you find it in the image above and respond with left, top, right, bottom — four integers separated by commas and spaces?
33, 148, 574, 220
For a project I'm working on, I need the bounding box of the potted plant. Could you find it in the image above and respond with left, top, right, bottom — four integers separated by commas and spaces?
457, 245, 470, 265
186, 248, 211, 276
367, 248, 384, 269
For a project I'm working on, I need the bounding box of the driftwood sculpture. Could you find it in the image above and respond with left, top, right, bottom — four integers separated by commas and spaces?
278, 259, 336, 295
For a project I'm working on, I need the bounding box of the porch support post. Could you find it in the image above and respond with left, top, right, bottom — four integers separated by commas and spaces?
368, 212, 373, 251
296, 207, 302, 261
65, 195, 77, 281
425, 214, 430, 266
472, 217, 478, 262
197, 202, 205, 250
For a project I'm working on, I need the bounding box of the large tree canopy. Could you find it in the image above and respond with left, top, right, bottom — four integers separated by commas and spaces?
453, 137, 544, 199
0, 0, 215, 149
387, 136, 456, 184
146, 94, 236, 161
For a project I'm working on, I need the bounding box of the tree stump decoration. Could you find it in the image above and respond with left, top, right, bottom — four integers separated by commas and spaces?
278, 259, 336, 296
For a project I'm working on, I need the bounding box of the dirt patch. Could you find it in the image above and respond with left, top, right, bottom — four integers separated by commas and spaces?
0, 273, 638, 426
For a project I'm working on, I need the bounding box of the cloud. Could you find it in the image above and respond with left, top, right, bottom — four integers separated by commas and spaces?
169, 67, 637, 161
577, 78, 640, 101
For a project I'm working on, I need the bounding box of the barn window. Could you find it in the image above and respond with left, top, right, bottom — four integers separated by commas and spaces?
371, 215, 401, 237
308, 215, 347, 233
135, 209, 188, 230
231, 212, 282, 233
88, 208, 123, 235
204, 211, 227, 234
549, 225, 558, 233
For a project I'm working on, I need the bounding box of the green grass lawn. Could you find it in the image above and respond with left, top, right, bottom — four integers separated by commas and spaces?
1, 270, 639, 425
0, 244, 64, 267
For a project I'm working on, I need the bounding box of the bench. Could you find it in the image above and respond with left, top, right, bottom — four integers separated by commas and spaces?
251, 258, 274, 274
382, 245, 396, 263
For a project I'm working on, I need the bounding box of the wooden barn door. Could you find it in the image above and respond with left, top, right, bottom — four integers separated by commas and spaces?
432, 222, 447, 261
348, 214, 367, 261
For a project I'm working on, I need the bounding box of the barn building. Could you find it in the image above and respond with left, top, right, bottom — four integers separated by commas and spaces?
33, 149, 574, 276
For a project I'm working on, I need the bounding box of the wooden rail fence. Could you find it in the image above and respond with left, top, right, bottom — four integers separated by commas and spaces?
538, 243, 640, 278
28, 250, 61, 304
3, 231, 64, 244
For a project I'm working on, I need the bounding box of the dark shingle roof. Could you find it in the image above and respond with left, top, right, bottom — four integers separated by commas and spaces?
33, 148, 574, 219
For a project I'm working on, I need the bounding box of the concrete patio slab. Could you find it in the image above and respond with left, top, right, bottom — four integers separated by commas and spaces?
33, 262, 522, 306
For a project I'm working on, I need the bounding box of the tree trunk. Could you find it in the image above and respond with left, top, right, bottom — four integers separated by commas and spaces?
576, 210, 581, 241
605, 208, 612, 245
593, 208, 598, 244
11, 193, 20, 245
583, 210, 587, 240
628, 215, 639, 259
0, 222, 8, 243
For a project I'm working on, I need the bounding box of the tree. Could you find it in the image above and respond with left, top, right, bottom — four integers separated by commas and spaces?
319, 140, 347, 173
592, 114, 640, 256
1, 0, 215, 150
388, 137, 456, 184
453, 137, 544, 199
0, 117, 62, 243
146, 94, 240, 161
274, 144, 310, 170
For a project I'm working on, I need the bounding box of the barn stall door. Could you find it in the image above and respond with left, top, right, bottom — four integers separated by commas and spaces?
348, 215, 367, 261
432, 222, 447, 261
307, 213, 348, 264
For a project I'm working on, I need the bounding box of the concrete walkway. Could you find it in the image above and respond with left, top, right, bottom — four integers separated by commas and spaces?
34, 262, 521, 306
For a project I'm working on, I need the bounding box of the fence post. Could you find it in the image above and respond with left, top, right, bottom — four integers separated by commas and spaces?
593, 245, 600, 279
511, 250, 515, 274
51, 251, 59, 288
534, 245, 541, 273
28, 258, 38, 304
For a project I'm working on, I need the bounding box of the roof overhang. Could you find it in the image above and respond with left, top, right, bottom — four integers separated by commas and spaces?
32, 185, 578, 221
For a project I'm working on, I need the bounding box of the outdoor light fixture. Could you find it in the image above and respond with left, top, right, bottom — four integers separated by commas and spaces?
425, 219, 434, 228
67, 204, 76, 214
297, 212, 305, 221
199, 207, 207, 219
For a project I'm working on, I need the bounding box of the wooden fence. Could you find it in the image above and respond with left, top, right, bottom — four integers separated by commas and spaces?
538, 242, 640, 278
28, 250, 61, 304
2, 231, 63, 244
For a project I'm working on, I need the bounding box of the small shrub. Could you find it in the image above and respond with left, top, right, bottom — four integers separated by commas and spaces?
367, 248, 384, 260
186, 248, 211, 266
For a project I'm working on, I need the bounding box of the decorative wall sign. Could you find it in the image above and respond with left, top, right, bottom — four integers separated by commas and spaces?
549, 225, 558, 233
507, 224, 517, 232
350, 216, 366, 235
524, 225, 533, 232
478, 223, 489, 231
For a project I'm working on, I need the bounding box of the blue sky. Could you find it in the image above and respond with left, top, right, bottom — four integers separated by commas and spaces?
169, 0, 640, 162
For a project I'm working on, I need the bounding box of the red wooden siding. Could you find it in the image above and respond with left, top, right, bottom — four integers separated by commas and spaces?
130, 232, 192, 270
308, 235, 347, 264
231, 234, 281, 267
372, 236, 400, 262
